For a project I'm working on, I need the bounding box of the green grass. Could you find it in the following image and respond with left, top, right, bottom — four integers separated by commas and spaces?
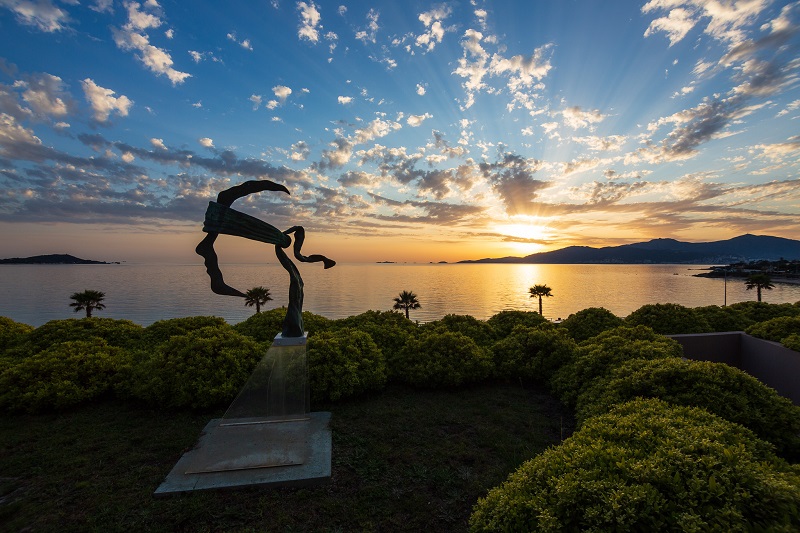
0, 382, 572, 532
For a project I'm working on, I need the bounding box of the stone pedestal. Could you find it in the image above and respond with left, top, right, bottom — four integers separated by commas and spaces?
154, 334, 331, 495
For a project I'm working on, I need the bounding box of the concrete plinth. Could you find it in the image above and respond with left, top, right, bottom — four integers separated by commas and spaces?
154, 411, 331, 496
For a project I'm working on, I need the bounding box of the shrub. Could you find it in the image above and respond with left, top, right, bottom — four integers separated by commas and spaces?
783, 334, 800, 352
559, 307, 623, 342
233, 308, 286, 343
470, 398, 800, 532
394, 331, 493, 388
234, 309, 331, 343
487, 310, 547, 338
0, 339, 128, 413
549, 325, 682, 407
123, 326, 263, 409
490, 327, 577, 382
576, 358, 800, 460
693, 305, 754, 332
0, 317, 33, 353
16, 318, 144, 356
330, 310, 416, 378
307, 328, 387, 403
142, 316, 230, 346
425, 314, 497, 348
625, 303, 712, 334
746, 316, 800, 344
728, 301, 800, 323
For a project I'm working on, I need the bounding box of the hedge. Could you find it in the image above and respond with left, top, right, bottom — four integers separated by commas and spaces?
746, 316, 800, 344
470, 398, 800, 532
625, 303, 712, 334
490, 326, 577, 381
693, 305, 754, 332
559, 307, 624, 342
486, 310, 547, 338
394, 331, 493, 388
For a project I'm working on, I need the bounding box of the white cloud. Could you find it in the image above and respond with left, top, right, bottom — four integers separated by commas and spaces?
1, 0, 70, 32
273, 85, 292, 101
643, 6, 695, 46
17, 73, 70, 117
198, 137, 214, 148
121, 151, 135, 163
416, 83, 426, 96
192, 101, 202, 108
338, 95, 353, 105
290, 140, 310, 161
150, 138, 167, 150
406, 113, 432, 127
776, 99, 800, 117
297, 1, 322, 43
572, 135, 627, 151
353, 117, 401, 144
112, 2, 190, 85
249, 94, 262, 110
415, 5, 452, 52
165, 28, 173, 39
355, 8, 379, 43
227, 32, 253, 50
81, 79, 133, 122
562, 106, 606, 129
266, 100, 278, 110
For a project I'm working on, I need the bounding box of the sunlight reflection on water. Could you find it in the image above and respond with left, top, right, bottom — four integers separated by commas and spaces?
1, 262, 799, 326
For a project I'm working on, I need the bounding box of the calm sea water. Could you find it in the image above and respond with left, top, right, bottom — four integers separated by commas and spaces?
2, 263, 799, 327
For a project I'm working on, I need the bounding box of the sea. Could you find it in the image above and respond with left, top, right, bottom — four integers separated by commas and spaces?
2, 262, 799, 327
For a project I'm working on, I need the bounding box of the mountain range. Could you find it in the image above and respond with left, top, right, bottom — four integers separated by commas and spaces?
459, 234, 800, 264
0, 254, 112, 265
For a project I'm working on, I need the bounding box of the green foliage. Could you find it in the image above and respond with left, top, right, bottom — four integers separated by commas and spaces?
470, 398, 800, 532
576, 358, 800, 460
395, 331, 493, 388
307, 328, 387, 403
301, 311, 333, 335
783, 334, 800, 352
559, 307, 624, 342
692, 305, 754, 332
0, 316, 33, 353
746, 316, 800, 344
13, 318, 144, 357
550, 325, 683, 407
625, 303, 712, 334
425, 314, 497, 348
233, 308, 286, 342
141, 316, 230, 346
728, 301, 800, 323
491, 327, 578, 382
331, 310, 416, 378
0, 339, 128, 413
487, 310, 548, 338
123, 326, 263, 409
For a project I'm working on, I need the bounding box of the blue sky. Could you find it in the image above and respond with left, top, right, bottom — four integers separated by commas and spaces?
0, 0, 798, 263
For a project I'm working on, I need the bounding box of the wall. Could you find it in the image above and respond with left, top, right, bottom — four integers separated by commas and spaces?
670, 332, 800, 405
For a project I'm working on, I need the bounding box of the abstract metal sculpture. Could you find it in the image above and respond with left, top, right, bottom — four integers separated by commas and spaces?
196, 180, 335, 336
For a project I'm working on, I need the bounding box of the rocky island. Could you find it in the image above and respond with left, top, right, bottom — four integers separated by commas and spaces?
0, 254, 117, 265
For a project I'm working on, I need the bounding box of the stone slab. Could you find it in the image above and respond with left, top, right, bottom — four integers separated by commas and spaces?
154, 411, 331, 496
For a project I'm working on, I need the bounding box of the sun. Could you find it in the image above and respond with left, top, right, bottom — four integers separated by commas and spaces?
493, 220, 553, 255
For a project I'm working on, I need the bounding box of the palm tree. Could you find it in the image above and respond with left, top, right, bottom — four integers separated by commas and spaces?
529, 284, 553, 316
393, 290, 421, 319
745, 274, 774, 302
69, 289, 106, 318
244, 286, 272, 313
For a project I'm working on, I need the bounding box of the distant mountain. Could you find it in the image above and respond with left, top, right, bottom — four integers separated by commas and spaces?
459, 234, 800, 264
0, 254, 112, 265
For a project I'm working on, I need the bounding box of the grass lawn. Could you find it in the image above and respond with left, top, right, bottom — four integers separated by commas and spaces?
0, 382, 572, 532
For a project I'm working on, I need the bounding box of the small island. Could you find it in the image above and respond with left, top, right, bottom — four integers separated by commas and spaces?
0, 254, 117, 265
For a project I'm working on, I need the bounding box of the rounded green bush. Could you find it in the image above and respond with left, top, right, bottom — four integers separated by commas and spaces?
0, 316, 33, 353
487, 310, 547, 338
625, 303, 712, 334
470, 398, 800, 532
728, 301, 800, 323
559, 307, 623, 342
576, 358, 800, 460
692, 305, 754, 332
783, 334, 800, 352
395, 331, 493, 388
426, 314, 497, 348
233, 308, 286, 343
124, 326, 263, 409
491, 327, 577, 382
331, 310, 416, 378
18, 318, 144, 355
746, 316, 800, 344
307, 328, 387, 403
0, 339, 128, 413
234, 309, 331, 342
142, 316, 230, 346
549, 325, 682, 407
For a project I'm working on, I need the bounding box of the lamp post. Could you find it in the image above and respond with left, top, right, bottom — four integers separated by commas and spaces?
724, 268, 727, 307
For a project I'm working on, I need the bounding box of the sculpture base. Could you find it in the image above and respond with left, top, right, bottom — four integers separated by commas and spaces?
154, 412, 331, 495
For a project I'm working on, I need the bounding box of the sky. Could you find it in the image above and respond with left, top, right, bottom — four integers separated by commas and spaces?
0, 0, 798, 264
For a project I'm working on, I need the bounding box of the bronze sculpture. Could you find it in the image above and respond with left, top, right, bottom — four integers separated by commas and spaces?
196, 180, 335, 337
